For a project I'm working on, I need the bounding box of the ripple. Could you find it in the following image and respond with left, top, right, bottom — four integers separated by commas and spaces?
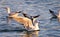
0, 0, 60, 37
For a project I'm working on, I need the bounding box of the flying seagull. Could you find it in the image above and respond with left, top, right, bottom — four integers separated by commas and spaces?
3, 7, 40, 31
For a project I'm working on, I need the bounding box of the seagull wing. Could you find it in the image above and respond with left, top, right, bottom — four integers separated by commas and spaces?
49, 9, 57, 18
22, 13, 31, 18
32, 15, 40, 18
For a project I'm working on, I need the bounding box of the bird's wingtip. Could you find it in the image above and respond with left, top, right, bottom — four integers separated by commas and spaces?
49, 9, 52, 12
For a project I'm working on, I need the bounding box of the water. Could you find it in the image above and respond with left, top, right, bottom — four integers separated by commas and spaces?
0, 0, 60, 37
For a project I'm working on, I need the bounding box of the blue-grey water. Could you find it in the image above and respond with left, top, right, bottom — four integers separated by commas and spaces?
0, 0, 60, 37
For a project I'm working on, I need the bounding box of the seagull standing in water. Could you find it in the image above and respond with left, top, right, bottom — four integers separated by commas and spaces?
3, 7, 40, 31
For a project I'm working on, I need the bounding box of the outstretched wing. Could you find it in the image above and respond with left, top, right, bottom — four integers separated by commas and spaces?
22, 12, 40, 18
49, 9, 57, 18
32, 15, 40, 18
22, 13, 31, 18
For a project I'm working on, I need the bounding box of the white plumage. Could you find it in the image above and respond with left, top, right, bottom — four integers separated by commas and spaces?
4, 7, 40, 31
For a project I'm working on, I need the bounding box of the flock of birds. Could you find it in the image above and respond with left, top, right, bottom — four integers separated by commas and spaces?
2, 7, 60, 31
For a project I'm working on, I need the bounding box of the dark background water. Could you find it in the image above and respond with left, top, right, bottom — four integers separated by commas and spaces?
0, 0, 60, 37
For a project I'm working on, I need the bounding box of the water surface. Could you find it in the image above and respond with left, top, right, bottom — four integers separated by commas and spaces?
0, 0, 60, 37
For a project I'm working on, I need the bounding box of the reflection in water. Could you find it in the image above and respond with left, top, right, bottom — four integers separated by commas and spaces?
22, 31, 39, 37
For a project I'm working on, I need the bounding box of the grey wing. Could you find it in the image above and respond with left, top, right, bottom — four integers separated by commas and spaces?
49, 9, 57, 18
22, 13, 31, 18
32, 15, 40, 18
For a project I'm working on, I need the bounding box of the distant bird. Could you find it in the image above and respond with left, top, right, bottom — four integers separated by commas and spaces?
49, 9, 57, 19
3, 7, 40, 31
49, 9, 60, 22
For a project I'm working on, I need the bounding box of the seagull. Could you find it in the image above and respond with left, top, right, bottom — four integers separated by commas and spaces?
49, 9, 60, 22
19, 12, 40, 26
3, 7, 40, 31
